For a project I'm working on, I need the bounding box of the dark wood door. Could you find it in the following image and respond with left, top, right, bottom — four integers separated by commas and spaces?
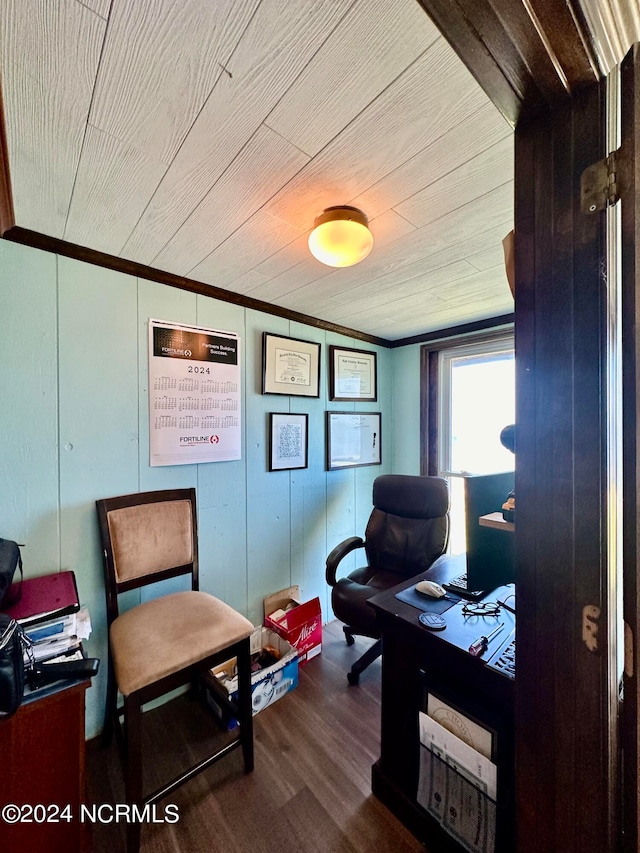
620, 42, 640, 853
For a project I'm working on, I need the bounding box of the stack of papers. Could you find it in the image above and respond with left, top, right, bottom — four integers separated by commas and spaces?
24, 607, 92, 663
417, 710, 497, 853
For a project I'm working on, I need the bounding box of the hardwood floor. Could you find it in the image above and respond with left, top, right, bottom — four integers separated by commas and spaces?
86, 620, 427, 852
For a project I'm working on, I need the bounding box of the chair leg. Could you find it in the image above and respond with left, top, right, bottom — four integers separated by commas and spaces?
347, 638, 383, 685
124, 694, 143, 853
101, 657, 117, 747
236, 636, 254, 773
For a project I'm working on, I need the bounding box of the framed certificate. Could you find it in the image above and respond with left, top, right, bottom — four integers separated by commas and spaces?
262, 332, 321, 397
268, 412, 309, 471
326, 411, 382, 470
329, 345, 377, 402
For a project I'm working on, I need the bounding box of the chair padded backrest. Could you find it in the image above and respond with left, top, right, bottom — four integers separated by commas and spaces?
106, 499, 193, 584
364, 474, 449, 577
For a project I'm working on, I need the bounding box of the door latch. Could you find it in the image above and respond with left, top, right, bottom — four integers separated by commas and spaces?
582, 604, 600, 652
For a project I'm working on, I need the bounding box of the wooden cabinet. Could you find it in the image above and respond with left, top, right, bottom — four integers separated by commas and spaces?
0, 681, 89, 853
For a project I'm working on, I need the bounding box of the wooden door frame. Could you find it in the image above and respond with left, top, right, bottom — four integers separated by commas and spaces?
416, 2, 617, 850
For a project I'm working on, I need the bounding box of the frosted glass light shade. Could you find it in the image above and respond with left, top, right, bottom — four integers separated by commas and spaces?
308, 206, 373, 267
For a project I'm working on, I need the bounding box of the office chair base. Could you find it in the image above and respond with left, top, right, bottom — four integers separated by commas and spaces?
346, 637, 383, 685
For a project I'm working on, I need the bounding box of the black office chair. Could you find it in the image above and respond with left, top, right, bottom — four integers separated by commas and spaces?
326, 474, 449, 684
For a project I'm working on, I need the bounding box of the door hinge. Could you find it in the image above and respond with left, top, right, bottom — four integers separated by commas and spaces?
581, 150, 619, 213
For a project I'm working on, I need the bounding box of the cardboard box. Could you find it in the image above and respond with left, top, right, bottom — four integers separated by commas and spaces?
264, 585, 322, 665
205, 627, 298, 728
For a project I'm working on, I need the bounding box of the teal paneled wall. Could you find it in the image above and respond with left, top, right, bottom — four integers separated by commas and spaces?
390, 343, 422, 474
0, 240, 393, 738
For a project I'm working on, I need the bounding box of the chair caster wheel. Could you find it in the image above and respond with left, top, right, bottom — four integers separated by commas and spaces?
347, 671, 359, 685
345, 634, 355, 646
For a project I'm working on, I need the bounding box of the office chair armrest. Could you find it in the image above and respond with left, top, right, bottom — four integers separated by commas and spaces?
326, 536, 364, 586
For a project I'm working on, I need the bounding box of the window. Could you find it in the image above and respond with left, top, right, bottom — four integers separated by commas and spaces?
424, 334, 515, 554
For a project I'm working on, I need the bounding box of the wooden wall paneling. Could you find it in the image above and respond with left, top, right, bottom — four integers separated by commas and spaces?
467, 244, 506, 270
152, 125, 310, 275
0, 241, 59, 571
265, 38, 493, 232
334, 263, 496, 319
351, 103, 512, 220
189, 209, 302, 288
264, 0, 440, 157
514, 81, 611, 851
253, 232, 315, 282
195, 296, 249, 615
244, 310, 293, 626
0, 0, 105, 237
56, 256, 139, 737
328, 221, 514, 307
78, 0, 111, 20
63, 125, 167, 254
222, 270, 270, 297
389, 344, 422, 474
620, 42, 640, 853
120, 0, 353, 267
275, 188, 514, 314
247, 257, 335, 306
394, 135, 513, 228
288, 322, 329, 613
88, 0, 259, 165
264, 192, 512, 315
367, 209, 417, 247
2, 225, 389, 347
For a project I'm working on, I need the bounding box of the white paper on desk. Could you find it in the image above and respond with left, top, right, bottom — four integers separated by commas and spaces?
419, 713, 497, 800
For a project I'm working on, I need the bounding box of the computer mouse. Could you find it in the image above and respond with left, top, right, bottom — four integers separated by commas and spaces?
415, 580, 447, 598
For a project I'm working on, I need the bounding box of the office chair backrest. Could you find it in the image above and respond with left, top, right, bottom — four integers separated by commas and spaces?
364, 475, 449, 577
97, 488, 199, 624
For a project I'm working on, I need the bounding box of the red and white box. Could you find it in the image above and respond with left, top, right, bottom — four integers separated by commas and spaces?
264, 585, 322, 665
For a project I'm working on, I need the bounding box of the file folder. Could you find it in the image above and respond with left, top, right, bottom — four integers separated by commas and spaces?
2, 571, 80, 626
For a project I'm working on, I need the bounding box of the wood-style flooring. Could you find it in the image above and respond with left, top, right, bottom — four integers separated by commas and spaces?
86, 620, 427, 852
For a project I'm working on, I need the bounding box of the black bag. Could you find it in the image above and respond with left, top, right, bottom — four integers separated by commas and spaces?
0, 614, 32, 719
0, 538, 23, 608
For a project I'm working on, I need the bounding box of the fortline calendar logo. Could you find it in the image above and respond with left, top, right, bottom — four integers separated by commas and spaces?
178, 435, 220, 445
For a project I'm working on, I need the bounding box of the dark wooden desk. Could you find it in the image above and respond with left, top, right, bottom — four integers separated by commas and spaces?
369, 554, 515, 853
0, 678, 90, 853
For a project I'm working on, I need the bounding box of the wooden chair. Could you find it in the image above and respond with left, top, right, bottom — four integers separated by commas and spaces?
96, 488, 254, 853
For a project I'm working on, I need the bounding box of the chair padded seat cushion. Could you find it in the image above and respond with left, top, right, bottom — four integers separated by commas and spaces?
110, 590, 253, 696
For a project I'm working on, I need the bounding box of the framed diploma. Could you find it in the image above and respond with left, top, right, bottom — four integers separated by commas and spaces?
269, 412, 309, 471
326, 411, 382, 470
329, 345, 377, 402
262, 332, 321, 397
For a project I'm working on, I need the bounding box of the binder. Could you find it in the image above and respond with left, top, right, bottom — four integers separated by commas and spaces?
2, 571, 80, 626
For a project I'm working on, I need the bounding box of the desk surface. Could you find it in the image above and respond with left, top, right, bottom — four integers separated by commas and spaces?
368, 553, 516, 681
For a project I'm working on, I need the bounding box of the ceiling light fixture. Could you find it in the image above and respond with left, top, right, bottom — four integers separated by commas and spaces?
308, 206, 373, 268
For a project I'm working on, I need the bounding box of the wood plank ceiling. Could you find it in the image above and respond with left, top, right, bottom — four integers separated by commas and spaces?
0, 0, 515, 341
